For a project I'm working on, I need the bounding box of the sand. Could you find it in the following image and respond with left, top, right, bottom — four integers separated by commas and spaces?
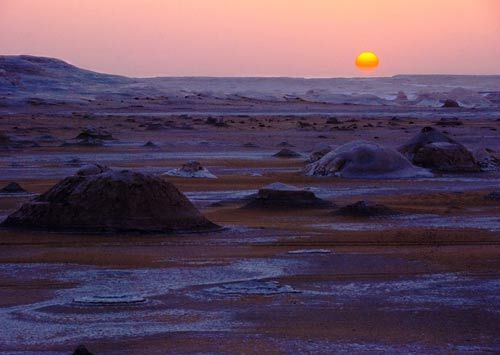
0, 113, 499, 353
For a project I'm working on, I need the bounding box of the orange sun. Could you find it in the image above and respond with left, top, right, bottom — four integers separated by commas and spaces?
355, 51, 379, 72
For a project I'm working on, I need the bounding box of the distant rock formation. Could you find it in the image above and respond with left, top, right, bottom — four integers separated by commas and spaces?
335, 200, 397, 217
163, 161, 217, 179
305, 141, 431, 178
243, 182, 332, 209
1, 169, 218, 233
0, 182, 29, 194
399, 127, 480, 172
442, 99, 460, 108
273, 148, 301, 158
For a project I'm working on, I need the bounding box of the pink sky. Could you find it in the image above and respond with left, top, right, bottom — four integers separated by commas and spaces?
1, 0, 499, 77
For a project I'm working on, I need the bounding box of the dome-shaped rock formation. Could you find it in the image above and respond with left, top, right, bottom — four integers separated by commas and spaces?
243, 182, 332, 209
305, 141, 431, 179
1, 169, 218, 233
399, 127, 479, 172
0, 182, 29, 194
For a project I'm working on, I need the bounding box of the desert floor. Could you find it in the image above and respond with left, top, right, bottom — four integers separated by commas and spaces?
0, 113, 499, 353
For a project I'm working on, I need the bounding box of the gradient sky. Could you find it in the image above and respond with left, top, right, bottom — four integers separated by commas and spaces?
1, 0, 499, 77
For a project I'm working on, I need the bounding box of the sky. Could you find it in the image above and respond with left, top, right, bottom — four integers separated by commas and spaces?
1, 0, 499, 77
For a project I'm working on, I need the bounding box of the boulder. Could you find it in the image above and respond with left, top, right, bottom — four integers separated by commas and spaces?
413, 142, 480, 172
163, 160, 217, 179
335, 200, 397, 217
442, 99, 460, 108
0, 182, 28, 194
75, 127, 113, 140
243, 182, 332, 209
474, 148, 500, 171
273, 148, 301, 158
143, 141, 158, 147
399, 126, 456, 160
1, 169, 218, 233
305, 141, 431, 178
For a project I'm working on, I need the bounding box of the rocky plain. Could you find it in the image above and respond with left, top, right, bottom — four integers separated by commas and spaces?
0, 56, 499, 353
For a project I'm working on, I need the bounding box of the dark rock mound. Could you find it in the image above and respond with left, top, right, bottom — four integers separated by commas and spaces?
75, 127, 114, 140
399, 126, 456, 160
325, 117, 340, 124
61, 137, 104, 147
73, 345, 93, 355
277, 141, 295, 147
1, 169, 219, 233
0, 182, 28, 194
273, 148, 301, 158
143, 141, 158, 147
442, 99, 460, 108
335, 200, 397, 217
243, 182, 332, 209
413, 142, 480, 172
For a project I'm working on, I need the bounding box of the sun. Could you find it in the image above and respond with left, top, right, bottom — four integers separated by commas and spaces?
355, 51, 379, 72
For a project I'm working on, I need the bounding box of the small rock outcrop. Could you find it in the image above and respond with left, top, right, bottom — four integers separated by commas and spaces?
305, 141, 431, 178
0, 182, 29, 194
243, 182, 332, 209
1, 169, 218, 233
442, 99, 460, 108
143, 141, 158, 147
273, 148, 301, 158
75, 127, 114, 140
73, 345, 93, 355
163, 161, 217, 179
335, 200, 397, 217
399, 127, 479, 172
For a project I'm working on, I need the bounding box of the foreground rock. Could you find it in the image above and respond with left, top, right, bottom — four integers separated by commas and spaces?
0, 182, 29, 194
335, 200, 397, 217
2, 169, 218, 233
163, 161, 217, 179
243, 182, 332, 209
305, 141, 431, 178
400, 127, 479, 172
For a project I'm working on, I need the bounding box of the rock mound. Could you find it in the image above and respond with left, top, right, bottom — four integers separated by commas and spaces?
442, 99, 460, 108
399, 127, 456, 159
1, 169, 218, 233
335, 200, 397, 217
400, 127, 479, 172
0, 182, 29, 194
75, 127, 114, 140
308, 146, 332, 163
76, 163, 110, 176
163, 161, 217, 179
413, 142, 480, 172
305, 141, 431, 178
73, 345, 94, 355
273, 148, 301, 158
243, 182, 332, 209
